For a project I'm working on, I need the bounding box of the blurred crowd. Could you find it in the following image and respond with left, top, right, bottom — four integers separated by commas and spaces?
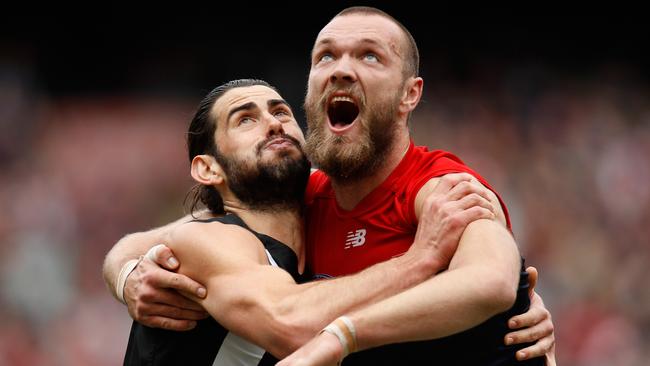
414, 65, 650, 365
0, 63, 648, 365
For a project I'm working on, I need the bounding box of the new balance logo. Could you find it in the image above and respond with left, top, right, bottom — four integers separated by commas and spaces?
345, 229, 366, 249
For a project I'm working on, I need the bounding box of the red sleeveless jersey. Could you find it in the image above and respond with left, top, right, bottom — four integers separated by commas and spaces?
304, 141, 511, 278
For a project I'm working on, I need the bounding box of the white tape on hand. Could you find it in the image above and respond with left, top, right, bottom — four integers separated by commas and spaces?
116, 256, 143, 304
145, 244, 166, 263
115, 244, 165, 305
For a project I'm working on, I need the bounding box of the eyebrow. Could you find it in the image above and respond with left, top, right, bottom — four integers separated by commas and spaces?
227, 101, 257, 121
268, 98, 291, 110
315, 37, 383, 48
314, 38, 333, 47
227, 99, 292, 121
358, 38, 383, 48
312, 37, 392, 60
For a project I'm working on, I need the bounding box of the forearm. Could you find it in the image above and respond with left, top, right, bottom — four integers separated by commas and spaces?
271, 252, 439, 347
200, 252, 439, 357
275, 263, 519, 366
102, 212, 207, 299
350, 220, 521, 351
103, 231, 163, 299
351, 264, 517, 350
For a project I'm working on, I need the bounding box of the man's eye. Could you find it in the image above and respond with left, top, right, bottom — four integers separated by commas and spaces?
364, 53, 379, 62
274, 110, 290, 118
319, 54, 334, 63
239, 117, 255, 125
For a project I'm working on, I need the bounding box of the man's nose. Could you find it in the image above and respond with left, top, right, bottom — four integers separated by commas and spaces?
329, 55, 357, 84
264, 112, 284, 136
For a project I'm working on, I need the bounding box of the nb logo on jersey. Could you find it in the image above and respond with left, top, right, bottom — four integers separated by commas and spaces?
345, 229, 366, 249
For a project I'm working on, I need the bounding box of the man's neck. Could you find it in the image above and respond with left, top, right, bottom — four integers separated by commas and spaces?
331, 134, 410, 211
223, 204, 305, 269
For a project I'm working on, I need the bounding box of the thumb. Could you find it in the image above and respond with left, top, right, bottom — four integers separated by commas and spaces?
145, 244, 179, 270
525, 265, 538, 298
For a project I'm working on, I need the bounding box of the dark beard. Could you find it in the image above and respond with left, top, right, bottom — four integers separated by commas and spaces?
304, 91, 398, 183
216, 135, 310, 212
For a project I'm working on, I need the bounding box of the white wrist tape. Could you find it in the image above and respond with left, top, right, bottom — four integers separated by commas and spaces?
321, 316, 358, 360
116, 257, 142, 304
116, 244, 166, 304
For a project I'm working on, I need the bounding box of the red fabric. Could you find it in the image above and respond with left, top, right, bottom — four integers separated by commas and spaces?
304, 141, 511, 277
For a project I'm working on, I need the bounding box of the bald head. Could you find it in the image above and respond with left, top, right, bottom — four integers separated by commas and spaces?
331, 6, 419, 78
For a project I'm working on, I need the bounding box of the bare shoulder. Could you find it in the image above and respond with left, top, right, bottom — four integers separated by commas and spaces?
137, 210, 217, 241
166, 219, 268, 278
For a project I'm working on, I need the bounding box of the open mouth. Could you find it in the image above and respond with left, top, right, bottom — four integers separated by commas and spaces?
327, 96, 359, 130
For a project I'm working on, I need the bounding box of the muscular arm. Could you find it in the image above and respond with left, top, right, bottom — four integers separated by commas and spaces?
279, 219, 523, 366
171, 221, 443, 358
102, 212, 210, 300
105, 173, 493, 333
102, 211, 214, 330
352, 217, 521, 348
350, 177, 519, 346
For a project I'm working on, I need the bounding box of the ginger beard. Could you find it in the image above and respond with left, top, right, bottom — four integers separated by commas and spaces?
215, 134, 310, 212
304, 85, 401, 183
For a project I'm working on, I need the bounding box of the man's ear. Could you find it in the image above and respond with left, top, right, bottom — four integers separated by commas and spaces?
191, 155, 225, 186
400, 76, 423, 114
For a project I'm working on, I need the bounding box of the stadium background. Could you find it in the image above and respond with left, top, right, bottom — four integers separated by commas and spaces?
1, 4, 648, 365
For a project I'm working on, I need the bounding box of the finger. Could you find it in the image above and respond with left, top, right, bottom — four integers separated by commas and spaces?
446, 180, 492, 204
149, 269, 207, 299
434, 173, 475, 193
177, 288, 209, 304
456, 206, 495, 226
505, 319, 553, 345
140, 315, 198, 331
508, 305, 548, 329
455, 193, 495, 213
132, 262, 205, 310
146, 244, 180, 270
514, 335, 555, 361
142, 286, 207, 311
145, 303, 210, 321
526, 266, 539, 298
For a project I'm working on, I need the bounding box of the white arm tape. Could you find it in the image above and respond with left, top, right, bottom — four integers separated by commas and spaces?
339, 315, 357, 343
116, 257, 142, 304
321, 316, 358, 360
145, 243, 166, 262
116, 244, 166, 304
323, 323, 350, 357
